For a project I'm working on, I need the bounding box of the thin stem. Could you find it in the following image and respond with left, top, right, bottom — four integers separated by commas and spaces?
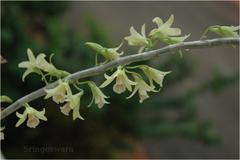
1, 37, 239, 120
73, 84, 83, 92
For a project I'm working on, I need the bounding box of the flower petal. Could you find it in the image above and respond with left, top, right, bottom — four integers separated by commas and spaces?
15, 112, 27, 127
73, 103, 84, 120
18, 61, 30, 68
163, 14, 174, 29
34, 108, 47, 121
27, 48, 36, 62
100, 68, 120, 88
167, 28, 181, 36
22, 69, 34, 81
152, 17, 163, 27
141, 24, 146, 38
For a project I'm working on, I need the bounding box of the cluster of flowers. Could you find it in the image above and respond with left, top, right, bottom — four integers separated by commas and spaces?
14, 15, 184, 129
5, 15, 239, 132
86, 14, 190, 58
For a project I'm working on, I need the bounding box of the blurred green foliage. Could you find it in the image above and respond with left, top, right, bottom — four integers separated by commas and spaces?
1, 1, 238, 159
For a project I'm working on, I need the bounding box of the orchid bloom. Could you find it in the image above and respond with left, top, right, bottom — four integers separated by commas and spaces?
15, 104, 47, 128
18, 49, 69, 81
60, 91, 84, 120
100, 66, 136, 94
149, 14, 181, 40
139, 65, 171, 89
88, 82, 109, 108
127, 75, 156, 103
35, 53, 69, 78
44, 79, 70, 104
125, 24, 151, 53
85, 42, 124, 61
18, 48, 42, 81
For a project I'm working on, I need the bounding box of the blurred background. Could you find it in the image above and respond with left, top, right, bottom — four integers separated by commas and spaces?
1, 1, 239, 159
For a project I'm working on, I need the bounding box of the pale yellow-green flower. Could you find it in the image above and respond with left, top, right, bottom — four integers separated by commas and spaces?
88, 82, 109, 108
203, 25, 240, 38
60, 91, 84, 120
15, 104, 47, 128
18, 48, 69, 81
35, 53, 69, 78
100, 66, 136, 94
18, 48, 42, 81
139, 65, 171, 89
0, 127, 5, 140
44, 79, 70, 104
149, 15, 181, 40
125, 24, 152, 53
127, 75, 156, 103
85, 42, 124, 61
0, 95, 13, 103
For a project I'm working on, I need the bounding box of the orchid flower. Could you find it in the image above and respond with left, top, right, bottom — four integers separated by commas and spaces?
100, 66, 136, 94
149, 15, 181, 40
15, 104, 47, 128
139, 65, 171, 89
125, 24, 152, 53
18, 49, 69, 81
35, 53, 69, 78
127, 75, 157, 103
44, 79, 70, 104
18, 48, 42, 81
88, 82, 109, 108
60, 91, 84, 120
